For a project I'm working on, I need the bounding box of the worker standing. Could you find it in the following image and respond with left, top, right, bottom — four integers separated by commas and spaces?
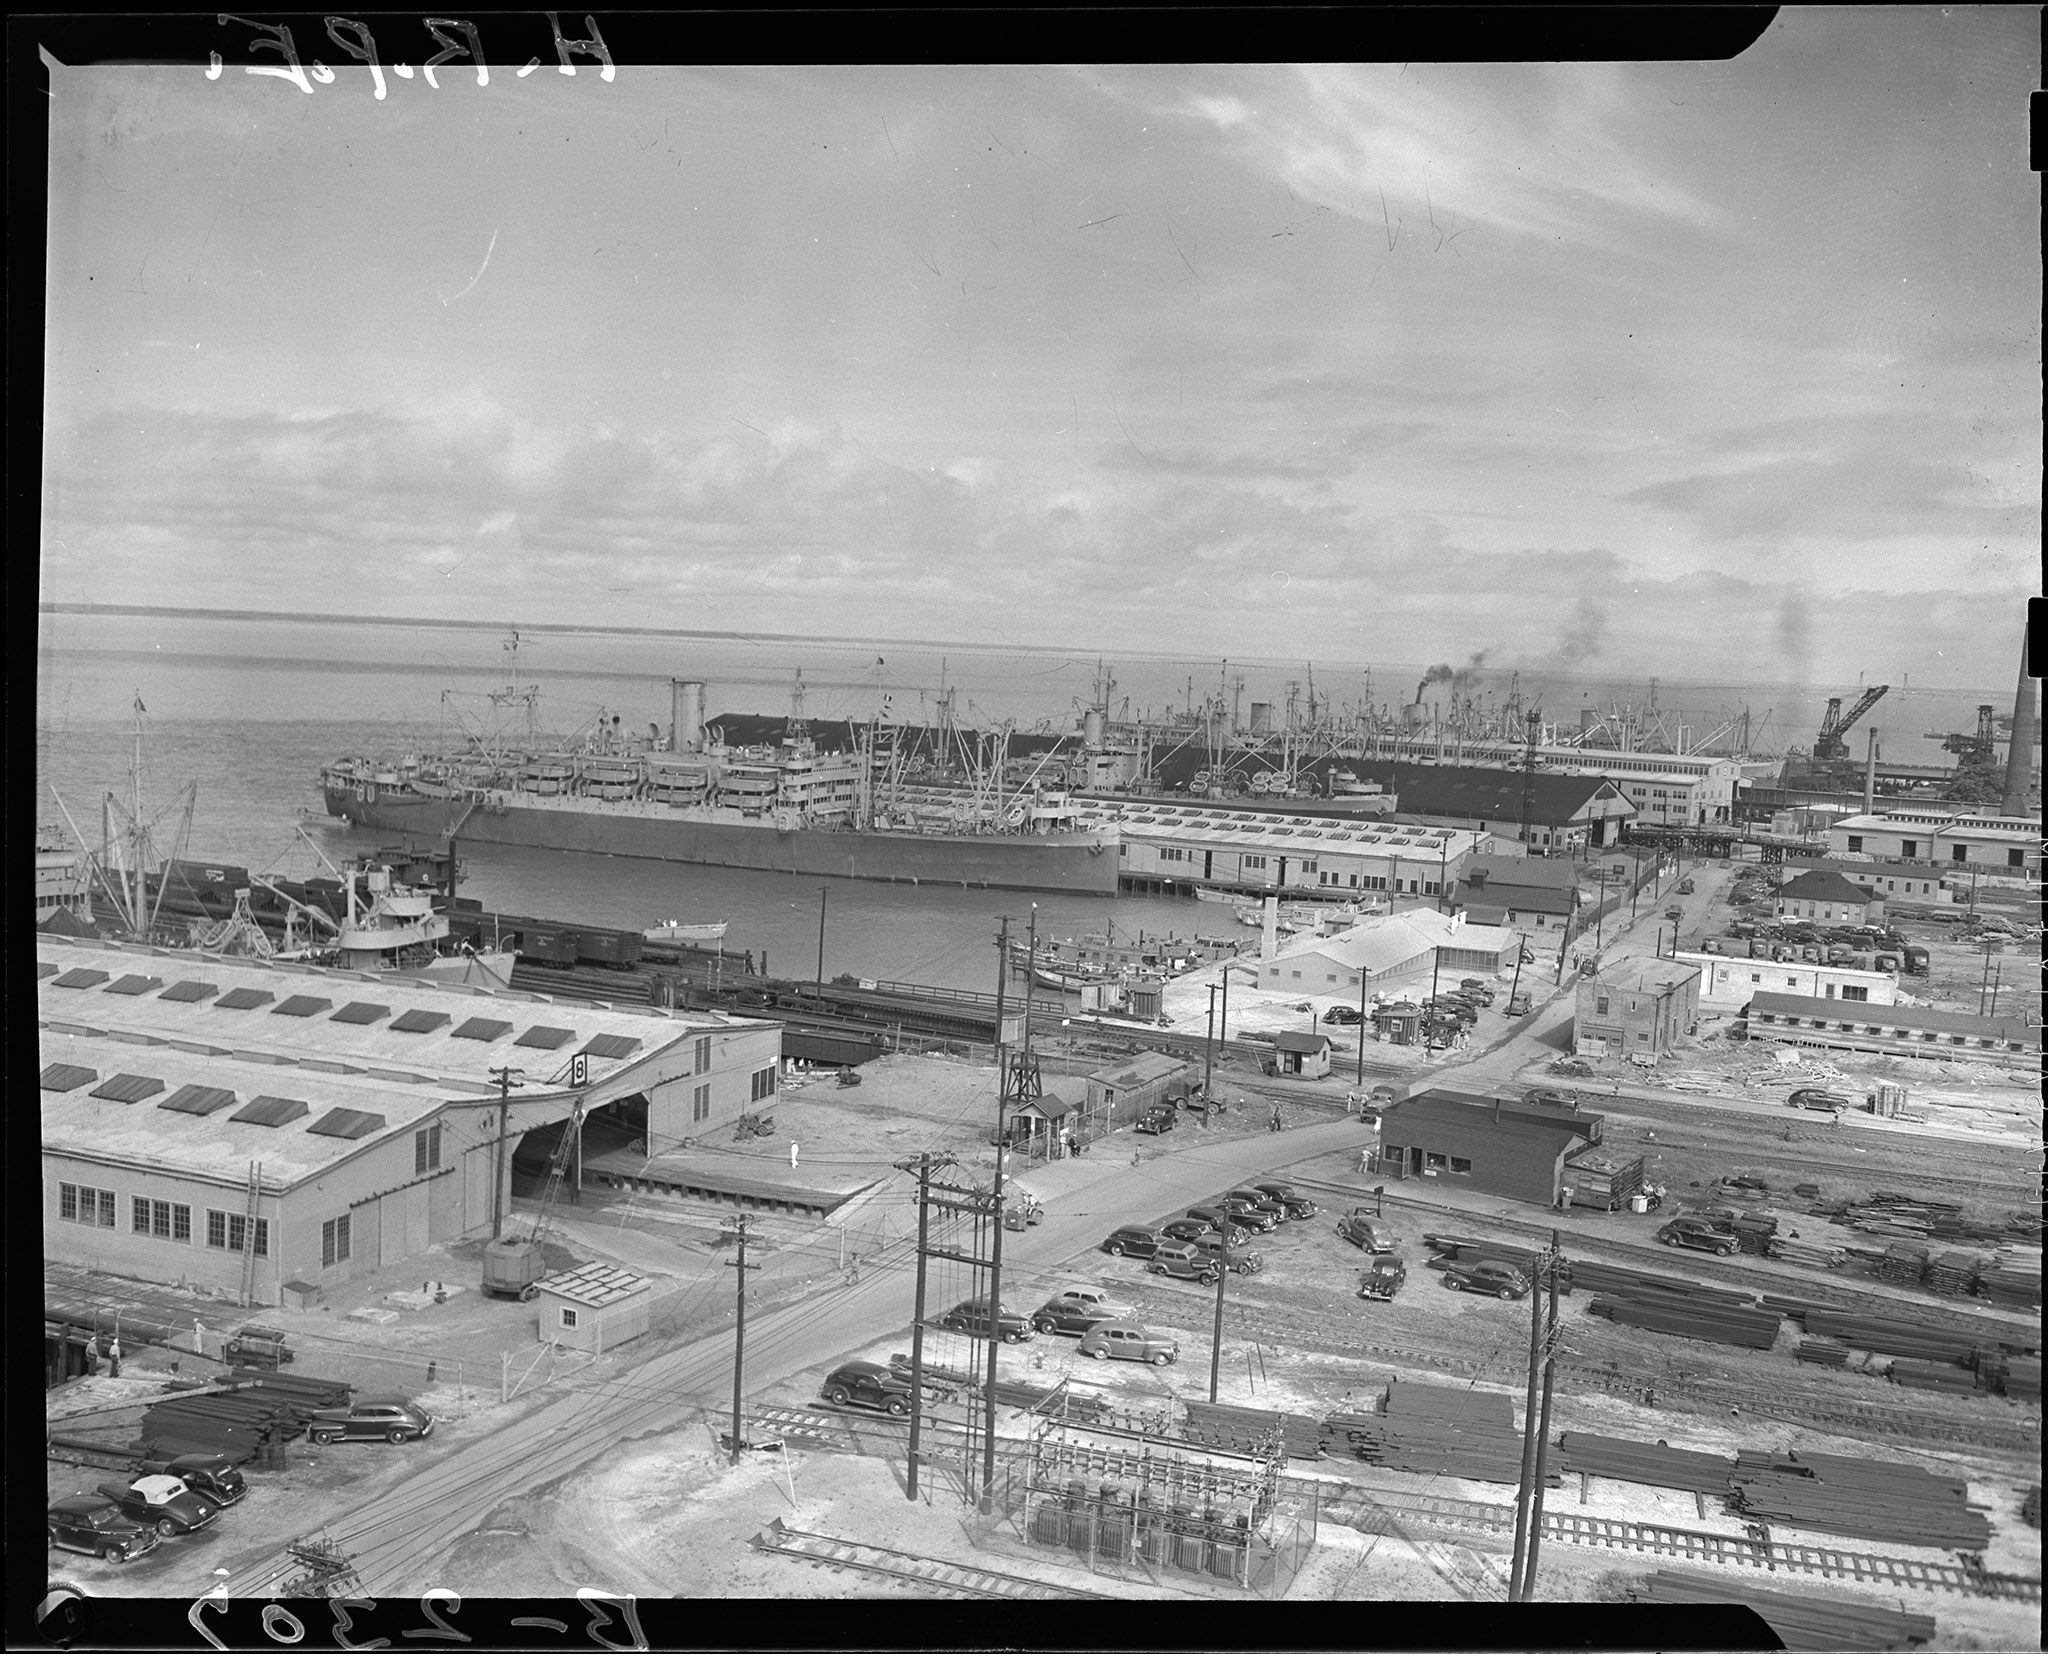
83, 1333, 100, 1377
107, 1336, 122, 1379
790, 1141, 799, 1169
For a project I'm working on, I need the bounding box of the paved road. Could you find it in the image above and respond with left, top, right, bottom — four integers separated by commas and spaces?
238, 1113, 1374, 1598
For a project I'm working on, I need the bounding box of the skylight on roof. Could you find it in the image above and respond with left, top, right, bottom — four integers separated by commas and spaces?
516, 1025, 575, 1050
52, 969, 111, 990
105, 974, 164, 996
233, 1095, 310, 1128
91, 1074, 166, 1104
330, 1001, 389, 1025
159, 1084, 239, 1116
306, 1107, 388, 1139
582, 1033, 642, 1061
452, 1016, 514, 1042
40, 1063, 98, 1092
160, 980, 218, 1003
391, 1008, 450, 1035
215, 987, 273, 1011
273, 995, 333, 1018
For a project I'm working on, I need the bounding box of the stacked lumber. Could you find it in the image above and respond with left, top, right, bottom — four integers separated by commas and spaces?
1555, 1432, 1735, 1495
1923, 1252, 1979, 1296
1975, 1253, 2043, 1310
1180, 1400, 1321, 1460
1768, 1234, 1848, 1269
1794, 1338, 1849, 1367
141, 1393, 311, 1462
1588, 1296, 1780, 1350
1632, 1569, 1938, 1650
1878, 1243, 1931, 1286
1975, 1353, 2041, 1403
1728, 1451, 1988, 1549
1889, 1358, 1979, 1394
1814, 1194, 2023, 1249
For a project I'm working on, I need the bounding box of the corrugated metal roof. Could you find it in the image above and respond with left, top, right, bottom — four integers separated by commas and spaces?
159, 980, 218, 1003
105, 974, 165, 996
452, 1016, 513, 1042
516, 1025, 575, 1050
232, 1095, 311, 1128
52, 969, 111, 990
91, 1074, 166, 1104
390, 1008, 449, 1034
215, 987, 273, 1011
273, 994, 333, 1018
306, 1107, 388, 1139
159, 1084, 239, 1116
330, 1001, 389, 1025
41, 1063, 98, 1092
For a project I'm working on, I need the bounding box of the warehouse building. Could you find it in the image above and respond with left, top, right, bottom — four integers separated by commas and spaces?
1676, 951, 1898, 1012
1828, 808, 2043, 882
1326, 762, 1637, 852
1739, 991, 2036, 1065
1371, 1089, 1606, 1206
1089, 800, 1487, 901
1258, 910, 1519, 995
1573, 962, 1701, 1060
39, 936, 780, 1305
1772, 867, 1885, 927
1453, 855, 1579, 930
1349, 734, 1766, 822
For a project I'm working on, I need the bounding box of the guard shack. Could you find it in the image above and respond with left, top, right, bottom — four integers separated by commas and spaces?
1265, 1031, 1333, 1079
533, 1262, 652, 1354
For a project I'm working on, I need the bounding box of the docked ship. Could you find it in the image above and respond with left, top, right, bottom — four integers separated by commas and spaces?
320, 663, 1120, 896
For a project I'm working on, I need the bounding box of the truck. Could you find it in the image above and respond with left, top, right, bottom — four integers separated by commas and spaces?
1557, 1152, 1649, 1212
1902, 945, 1930, 976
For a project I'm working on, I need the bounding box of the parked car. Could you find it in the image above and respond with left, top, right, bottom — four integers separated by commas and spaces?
1225, 1189, 1290, 1224
1100, 1225, 1165, 1259
938, 1299, 1033, 1343
1189, 1233, 1264, 1274
1787, 1088, 1853, 1112
1657, 1217, 1739, 1255
1030, 1300, 1114, 1337
1145, 1243, 1221, 1284
1506, 992, 1534, 1015
1135, 1106, 1177, 1135
1051, 1285, 1136, 1318
133, 1453, 246, 1508
47, 1495, 161, 1564
820, 1359, 913, 1415
306, 1396, 435, 1445
1161, 1216, 1249, 1248
1076, 1323, 1179, 1365
93, 1475, 218, 1538
1335, 1211, 1398, 1253
1186, 1204, 1256, 1238
1443, 1259, 1530, 1298
1524, 1088, 1577, 1109
1359, 1255, 1408, 1300
1219, 1198, 1281, 1234
1252, 1180, 1318, 1218
1677, 879, 1696, 895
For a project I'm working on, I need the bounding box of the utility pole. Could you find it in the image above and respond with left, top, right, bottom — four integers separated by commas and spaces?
900, 1151, 948, 1501
981, 906, 1035, 1514
1355, 963, 1370, 1086
1508, 1231, 1546, 1601
1208, 1224, 1232, 1404
1220, 962, 1232, 1045
1205, 984, 1217, 1098
724, 1214, 752, 1465
1522, 1230, 1563, 1600
487, 1065, 525, 1241
815, 886, 828, 986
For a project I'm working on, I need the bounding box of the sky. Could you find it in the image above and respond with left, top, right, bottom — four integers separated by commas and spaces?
37, 11, 2041, 693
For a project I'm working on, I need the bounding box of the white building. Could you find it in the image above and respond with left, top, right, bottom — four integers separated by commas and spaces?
1828, 808, 2042, 882
1259, 910, 1518, 996
1676, 950, 1899, 1012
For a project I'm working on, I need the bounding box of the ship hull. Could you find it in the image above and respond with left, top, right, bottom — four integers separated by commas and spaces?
323, 788, 1119, 896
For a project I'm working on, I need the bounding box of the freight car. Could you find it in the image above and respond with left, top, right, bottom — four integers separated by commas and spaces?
509, 921, 643, 971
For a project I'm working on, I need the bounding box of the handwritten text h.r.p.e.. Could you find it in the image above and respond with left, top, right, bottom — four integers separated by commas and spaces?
209, 13, 616, 98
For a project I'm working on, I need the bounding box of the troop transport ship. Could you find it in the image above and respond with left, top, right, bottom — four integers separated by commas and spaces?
320, 674, 1120, 897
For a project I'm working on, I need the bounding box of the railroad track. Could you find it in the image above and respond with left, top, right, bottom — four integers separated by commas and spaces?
1325, 1485, 2042, 1600
750, 1517, 1114, 1599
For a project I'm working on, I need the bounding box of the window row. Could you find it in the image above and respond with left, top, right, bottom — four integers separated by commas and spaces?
57, 1183, 270, 1255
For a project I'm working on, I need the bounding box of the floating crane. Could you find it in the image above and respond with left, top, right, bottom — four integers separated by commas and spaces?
1812, 685, 1889, 763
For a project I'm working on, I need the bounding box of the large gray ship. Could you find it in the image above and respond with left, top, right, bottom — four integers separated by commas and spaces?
321, 670, 1120, 896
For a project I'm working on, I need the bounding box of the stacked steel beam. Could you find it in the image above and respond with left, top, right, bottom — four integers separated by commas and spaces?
1180, 1400, 1320, 1461
1878, 1243, 1932, 1286
1384, 1380, 1515, 1429
1632, 1569, 1938, 1650
1888, 1357, 1979, 1394
1564, 1260, 1756, 1307
1924, 1252, 1979, 1296
1802, 1308, 2037, 1365
1319, 1412, 1548, 1486
1587, 1295, 1780, 1350
1728, 1451, 1988, 1549
1794, 1338, 1849, 1366
1555, 1432, 1736, 1495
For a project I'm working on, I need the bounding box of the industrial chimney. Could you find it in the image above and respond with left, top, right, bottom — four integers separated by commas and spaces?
1863, 726, 1878, 816
671, 679, 706, 754
2000, 627, 2036, 819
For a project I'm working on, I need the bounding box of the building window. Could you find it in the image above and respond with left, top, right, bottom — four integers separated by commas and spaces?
1637, 1031, 1650, 1043
60, 1184, 117, 1227
132, 1195, 151, 1235
2009, 849, 2025, 868
1846, 835, 1863, 852
1901, 840, 1917, 858
133, 1197, 188, 1240
1951, 845, 1968, 863
206, 1211, 270, 1255
749, 1067, 777, 1102
1423, 1152, 1448, 1172
321, 1214, 352, 1267
1448, 1157, 1472, 1175
1290, 970, 1302, 980
1244, 856, 1266, 871
694, 1036, 712, 1074
414, 1123, 442, 1175
1300, 860, 1317, 876
1841, 985, 1869, 1002
693, 1083, 711, 1122
560, 1307, 579, 1329
1595, 996, 1610, 1016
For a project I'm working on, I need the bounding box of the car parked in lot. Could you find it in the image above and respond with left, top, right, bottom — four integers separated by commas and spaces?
1135, 1106, 1177, 1135
1443, 1259, 1530, 1299
1252, 1181, 1318, 1218
1225, 1189, 1290, 1225
1099, 1225, 1165, 1259
1658, 1218, 1739, 1256
93, 1475, 218, 1538
48, 1495, 161, 1564
820, 1359, 913, 1415
1161, 1216, 1249, 1247
1335, 1211, 1398, 1253
1524, 1088, 1577, 1109
1186, 1204, 1258, 1239
1787, 1088, 1852, 1112
1145, 1243, 1221, 1284
1052, 1285, 1135, 1318
1506, 992, 1533, 1015
1188, 1233, 1264, 1274
938, 1299, 1033, 1343
1077, 1323, 1179, 1365
1030, 1300, 1115, 1337
133, 1453, 246, 1508
1359, 1255, 1408, 1300
307, 1396, 435, 1445
1322, 1003, 1363, 1024
1219, 1199, 1280, 1234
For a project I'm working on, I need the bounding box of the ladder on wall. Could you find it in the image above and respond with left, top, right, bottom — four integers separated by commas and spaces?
238, 1160, 262, 1306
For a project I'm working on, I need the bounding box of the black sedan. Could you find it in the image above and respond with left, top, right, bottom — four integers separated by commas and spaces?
1100, 1225, 1164, 1259
1030, 1299, 1115, 1337
93, 1476, 218, 1538
938, 1300, 1034, 1343
306, 1397, 435, 1445
48, 1496, 161, 1564
820, 1360, 913, 1416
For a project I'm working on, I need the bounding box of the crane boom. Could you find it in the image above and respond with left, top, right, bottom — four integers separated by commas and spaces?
1814, 684, 1889, 761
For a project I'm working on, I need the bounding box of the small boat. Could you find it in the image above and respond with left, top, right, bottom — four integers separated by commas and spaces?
645, 919, 729, 945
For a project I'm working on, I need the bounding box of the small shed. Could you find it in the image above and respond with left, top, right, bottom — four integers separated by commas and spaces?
1373, 1003, 1424, 1046
1267, 1030, 1333, 1079
1006, 1076, 1088, 1161
534, 1262, 652, 1353
1084, 1051, 1191, 1129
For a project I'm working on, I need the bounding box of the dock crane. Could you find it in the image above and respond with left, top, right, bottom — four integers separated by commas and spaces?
1812, 685, 1889, 763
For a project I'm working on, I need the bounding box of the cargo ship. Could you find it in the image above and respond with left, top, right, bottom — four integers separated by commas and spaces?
319, 664, 1120, 896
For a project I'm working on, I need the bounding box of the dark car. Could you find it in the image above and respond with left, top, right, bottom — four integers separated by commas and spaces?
1444, 1259, 1530, 1299
48, 1495, 161, 1564
1524, 1088, 1577, 1109
1100, 1225, 1165, 1259
1252, 1181, 1318, 1218
1135, 1105, 1176, 1135
134, 1453, 247, 1508
1189, 1233, 1263, 1274
1185, 1204, 1256, 1240
1161, 1216, 1249, 1247
1225, 1189, 1290, 1225
94, 1475, 218, 1538
1322, 1004, 1363, 1024
1076, 1323, 1179, 1365
938, 1299, 1033, 1343
820, 1359, 913, 1415
1658, 1218, 1738, 1256
1359, 1255, 1408, 1300
1218, 1197, 1281, 1233
1145, 1242, 1221, 1284
1787, 1088, 1852, 1113
306, 1396, 435, 1445
1030, 1299, 1115, 1337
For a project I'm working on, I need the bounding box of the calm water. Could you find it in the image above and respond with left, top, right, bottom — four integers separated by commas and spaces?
35, 608, 2020, 981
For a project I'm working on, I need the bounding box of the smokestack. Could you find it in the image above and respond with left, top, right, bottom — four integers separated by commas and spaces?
1863, 726, 1878, 816
2001, 626, 2036, 819
671, 679, 706, 754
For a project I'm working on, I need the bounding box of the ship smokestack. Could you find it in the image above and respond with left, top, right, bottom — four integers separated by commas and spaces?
2001, 625, 2036, 819
671, 679, 706, 754
1863, 726, 1878, 816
